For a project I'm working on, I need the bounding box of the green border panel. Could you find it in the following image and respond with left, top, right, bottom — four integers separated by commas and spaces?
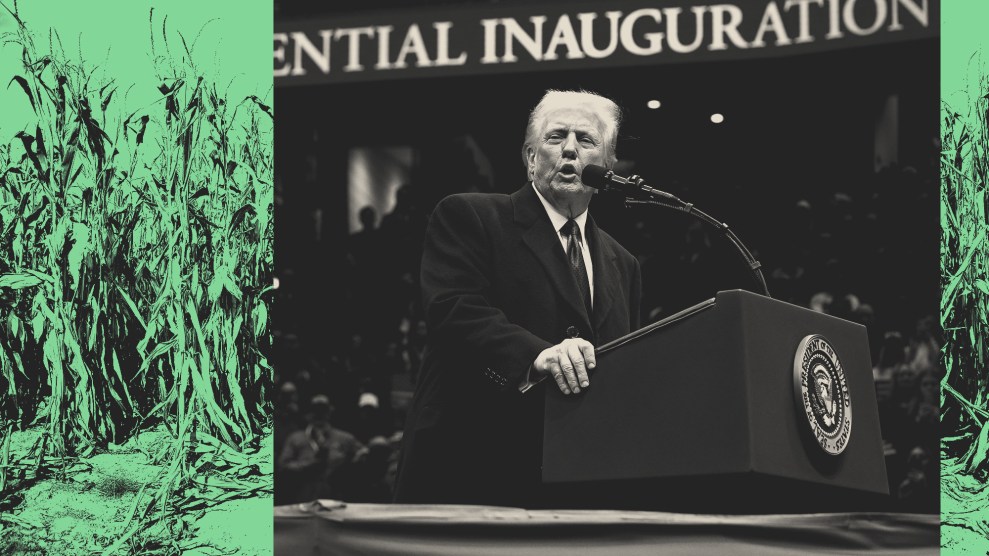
942, 1, 989, 554
0, 1, 273, 554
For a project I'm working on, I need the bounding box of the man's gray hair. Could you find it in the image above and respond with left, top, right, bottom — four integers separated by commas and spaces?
521, 89, 622, 171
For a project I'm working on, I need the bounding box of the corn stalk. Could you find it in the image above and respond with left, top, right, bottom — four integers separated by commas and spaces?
941, 52, 989, 538
0, 4, 272, 552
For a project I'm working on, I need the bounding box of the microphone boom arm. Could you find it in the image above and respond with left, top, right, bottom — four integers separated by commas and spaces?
623, 197, 771, 298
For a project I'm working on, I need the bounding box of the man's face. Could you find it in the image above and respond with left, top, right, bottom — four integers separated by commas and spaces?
528, 105, 608, 216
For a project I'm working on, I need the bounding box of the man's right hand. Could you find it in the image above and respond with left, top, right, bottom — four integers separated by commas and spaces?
534, 338, 596, 395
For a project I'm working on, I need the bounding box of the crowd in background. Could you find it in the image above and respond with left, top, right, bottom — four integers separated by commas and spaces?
272, 162, 940, 512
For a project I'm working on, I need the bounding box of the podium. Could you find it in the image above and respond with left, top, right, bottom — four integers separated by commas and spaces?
542, 290, 889, 512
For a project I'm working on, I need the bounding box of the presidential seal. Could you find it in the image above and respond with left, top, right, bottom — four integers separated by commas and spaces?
793, 334, 852, 455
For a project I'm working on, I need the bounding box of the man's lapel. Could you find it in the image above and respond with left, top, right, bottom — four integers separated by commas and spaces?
513, 184, 592, 334
586, 214, 619, 334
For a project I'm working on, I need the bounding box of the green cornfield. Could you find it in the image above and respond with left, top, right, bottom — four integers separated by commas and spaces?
942, 57, 989, 540
0, 5, 272, 553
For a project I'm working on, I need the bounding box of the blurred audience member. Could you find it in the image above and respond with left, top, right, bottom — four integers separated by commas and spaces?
277, 395, 365, 503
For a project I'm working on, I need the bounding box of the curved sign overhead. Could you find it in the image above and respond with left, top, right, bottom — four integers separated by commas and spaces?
274, 0, 936, 85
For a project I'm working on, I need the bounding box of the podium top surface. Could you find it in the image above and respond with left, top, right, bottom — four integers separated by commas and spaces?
599, 290, 866, 356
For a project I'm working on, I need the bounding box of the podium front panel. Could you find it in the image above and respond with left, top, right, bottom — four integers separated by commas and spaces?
543, 290, 888, 501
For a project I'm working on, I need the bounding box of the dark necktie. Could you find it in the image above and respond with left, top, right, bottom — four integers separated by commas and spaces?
560, 219, 593, 318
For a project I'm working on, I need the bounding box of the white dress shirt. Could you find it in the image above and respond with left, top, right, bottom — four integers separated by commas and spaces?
531, 183, 594, 305
519, 184, 596, 393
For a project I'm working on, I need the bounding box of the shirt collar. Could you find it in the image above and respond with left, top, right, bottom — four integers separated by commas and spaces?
531, 182, 589, 239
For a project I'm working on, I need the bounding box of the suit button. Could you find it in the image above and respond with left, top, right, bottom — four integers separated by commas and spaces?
566, 326, 578, 338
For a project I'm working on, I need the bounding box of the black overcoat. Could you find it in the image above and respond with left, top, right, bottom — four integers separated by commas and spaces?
394, 183, 641, 506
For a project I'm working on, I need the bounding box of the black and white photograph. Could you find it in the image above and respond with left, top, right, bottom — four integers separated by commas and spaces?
271, 0, 939, 552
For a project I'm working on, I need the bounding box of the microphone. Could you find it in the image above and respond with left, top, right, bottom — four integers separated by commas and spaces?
581, 164, 683, 204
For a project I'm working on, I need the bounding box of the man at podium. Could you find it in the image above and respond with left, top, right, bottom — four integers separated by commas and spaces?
394, 90, 641, 507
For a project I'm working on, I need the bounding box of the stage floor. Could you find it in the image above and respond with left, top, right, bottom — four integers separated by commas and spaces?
275, 501, 938, 555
